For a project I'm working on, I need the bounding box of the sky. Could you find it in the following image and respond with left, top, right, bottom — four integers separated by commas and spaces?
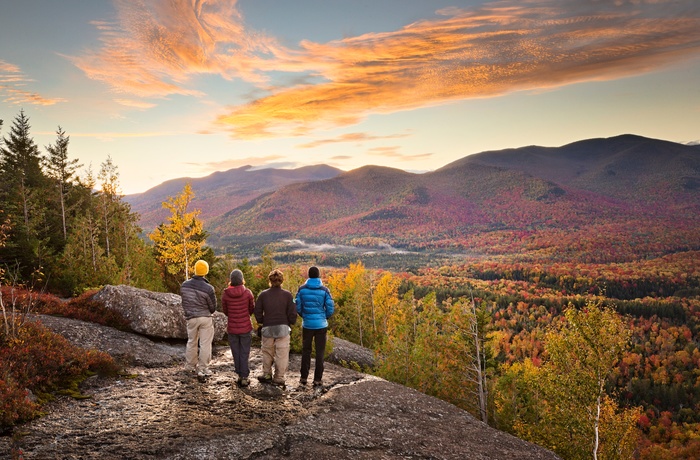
1, 0, 699, 195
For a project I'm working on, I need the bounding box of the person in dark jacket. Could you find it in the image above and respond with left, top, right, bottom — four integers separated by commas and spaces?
295, 266, 335, 386
181, 260, 217, 378
222, 269, 255, 387
254, 269, 297, 387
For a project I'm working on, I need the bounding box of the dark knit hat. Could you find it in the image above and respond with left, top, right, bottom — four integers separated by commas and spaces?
230, 269, 244, 286
308, 266, 320, 279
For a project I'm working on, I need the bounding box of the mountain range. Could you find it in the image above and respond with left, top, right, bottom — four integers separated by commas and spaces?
126, 135, 700, 262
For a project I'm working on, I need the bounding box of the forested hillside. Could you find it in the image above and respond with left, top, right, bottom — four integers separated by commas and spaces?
207, 135, 700, 262
125, 164, 342, 231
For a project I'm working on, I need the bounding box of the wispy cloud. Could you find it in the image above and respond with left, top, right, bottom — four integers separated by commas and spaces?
297, 131, 410, 149
199, 155, 287, 171
63, 131, 176, 141
114, 98, 157, 109
367, 146, 434, 161
72, 0, 700, 138
0, 60, 66, 106
70, 0, 275, 99
216, 0, 700, 138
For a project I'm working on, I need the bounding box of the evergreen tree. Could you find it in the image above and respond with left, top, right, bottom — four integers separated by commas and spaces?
0, 110, 49, 275
44, 126, 81, 241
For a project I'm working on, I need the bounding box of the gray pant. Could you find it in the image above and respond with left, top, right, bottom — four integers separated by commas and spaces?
228, 332, 252, 378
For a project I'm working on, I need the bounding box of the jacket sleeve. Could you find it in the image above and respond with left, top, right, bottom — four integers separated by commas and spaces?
254, 294, 264, 325
287, 293, 298, 325
221, 292, 229, 316
247, 289, 255, 315
295, 288, 302, 315
208, 287, 217, 314
325, 288, 335, 318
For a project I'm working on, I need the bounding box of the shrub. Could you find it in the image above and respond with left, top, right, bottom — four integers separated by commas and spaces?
36, 290, 131, 331
0, 318, 120, 431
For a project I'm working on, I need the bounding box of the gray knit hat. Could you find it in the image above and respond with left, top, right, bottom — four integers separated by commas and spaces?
230, 269, 244, 286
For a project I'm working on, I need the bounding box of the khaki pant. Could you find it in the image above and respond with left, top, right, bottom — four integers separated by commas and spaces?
261, 335, 290, 383
185, 316, 214, 372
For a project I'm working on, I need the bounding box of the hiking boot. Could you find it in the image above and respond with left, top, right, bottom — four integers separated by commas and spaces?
197, 369, 213, 379
258, 374, 272, 383
299, 378, 307, 386
312, 380, 322, 387
272, 379, 286, 389
239, 378, 250, 388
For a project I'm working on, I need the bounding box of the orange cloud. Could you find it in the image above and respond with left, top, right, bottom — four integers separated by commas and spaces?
200, 155, 286, 171
297, 131, 410, 149
216, 0, 700, 138
71, 1, 700, 137
70, 0, 274, 98
0, 60, 66, 106
368, 147, 434, 161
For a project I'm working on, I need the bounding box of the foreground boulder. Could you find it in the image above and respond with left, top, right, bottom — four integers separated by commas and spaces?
93, 284, 227, 341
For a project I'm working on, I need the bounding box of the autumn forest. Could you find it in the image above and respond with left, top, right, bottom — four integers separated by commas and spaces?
2, 110, 700, 459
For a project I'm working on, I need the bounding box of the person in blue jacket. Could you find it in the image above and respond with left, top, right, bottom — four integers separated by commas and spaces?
296, 266, 335, 387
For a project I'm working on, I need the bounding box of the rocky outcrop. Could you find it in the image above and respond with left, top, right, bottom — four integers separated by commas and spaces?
4, 315, 561, 460
327, 337, 376, 369
36, 314, 183, 367
93, 284, 227, 341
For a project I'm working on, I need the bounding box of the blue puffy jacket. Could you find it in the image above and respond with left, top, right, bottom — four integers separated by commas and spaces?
295, 278, 334, 329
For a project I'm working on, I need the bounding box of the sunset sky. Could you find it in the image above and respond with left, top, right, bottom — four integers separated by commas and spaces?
2, 0, 699, 194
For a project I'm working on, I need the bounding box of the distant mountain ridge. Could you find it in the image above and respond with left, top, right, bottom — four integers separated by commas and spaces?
130, 135, 700, 262
125, 164, 342, 230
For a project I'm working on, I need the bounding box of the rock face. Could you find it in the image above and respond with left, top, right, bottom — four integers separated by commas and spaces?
93, 284, 227, 341
3, 315, 562, 460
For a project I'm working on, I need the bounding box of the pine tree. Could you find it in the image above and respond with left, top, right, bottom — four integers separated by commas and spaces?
44, 126, 81, 241
0, 110, 49, 274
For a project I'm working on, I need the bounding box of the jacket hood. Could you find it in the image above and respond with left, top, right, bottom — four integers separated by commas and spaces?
304, 278, 323, 288
223, 284, 248, 299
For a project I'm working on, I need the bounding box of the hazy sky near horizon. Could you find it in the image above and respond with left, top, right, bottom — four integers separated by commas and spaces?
2, 0, 699, 194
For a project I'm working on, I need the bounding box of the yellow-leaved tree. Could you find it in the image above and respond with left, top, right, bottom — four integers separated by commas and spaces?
149, 183, 208, 290
493, 302, 641, 460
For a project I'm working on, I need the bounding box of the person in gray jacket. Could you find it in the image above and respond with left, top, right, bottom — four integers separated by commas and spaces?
181, 259, 217, 378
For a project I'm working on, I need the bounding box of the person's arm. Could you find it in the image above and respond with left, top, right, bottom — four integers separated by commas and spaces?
325, 288, 335, 318
295, 288, 303, 315
247, 289, 255, 315
254, 294, 264, 325
208, 287, 217, 314
222, 292, 229, 316
287, 293, 297, 325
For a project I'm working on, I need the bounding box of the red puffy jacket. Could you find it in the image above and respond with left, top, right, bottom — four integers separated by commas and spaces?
221, 285, 254, 334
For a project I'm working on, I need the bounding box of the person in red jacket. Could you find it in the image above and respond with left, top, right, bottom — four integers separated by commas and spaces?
221, 269, 255, 387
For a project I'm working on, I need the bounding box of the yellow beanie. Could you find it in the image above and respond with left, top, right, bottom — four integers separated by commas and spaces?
194, 260, 209, 276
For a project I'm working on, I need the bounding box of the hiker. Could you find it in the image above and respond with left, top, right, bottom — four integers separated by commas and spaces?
296, 266, 335, 387
181, 259, 217, 378
254, 268, 297, 387
222, 269, 255, 387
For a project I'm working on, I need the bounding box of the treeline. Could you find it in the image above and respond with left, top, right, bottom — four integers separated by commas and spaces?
0, 111, 165, 295
392, 256, 700, 459
322, 262, 646, 460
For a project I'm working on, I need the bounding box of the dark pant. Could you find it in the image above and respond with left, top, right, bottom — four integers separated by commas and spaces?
301, 327, 327, 382
228, 332, 252, 378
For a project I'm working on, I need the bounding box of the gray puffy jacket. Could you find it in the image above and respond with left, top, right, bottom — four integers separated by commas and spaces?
181, 276, 216, 319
